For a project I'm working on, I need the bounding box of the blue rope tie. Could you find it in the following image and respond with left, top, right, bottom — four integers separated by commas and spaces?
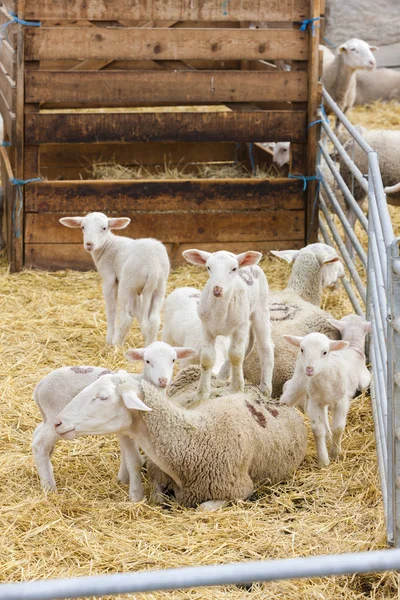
323, 36, 337, 49
248, 143, 256, 174
298, 17, 321, 36
0, 11, 40, 45
288, 173, 319, 191
1, 141, 11, 147
11, 177, 42, 239
222, 0, 230, 16
308, 104, 329, 128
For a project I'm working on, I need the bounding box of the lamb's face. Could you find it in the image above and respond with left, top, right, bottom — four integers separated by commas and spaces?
59, 212, 130, 252
284, 333, 349, 377
338, 38, 377, 71
54, 374, 150, 439
273, 142, 290, 167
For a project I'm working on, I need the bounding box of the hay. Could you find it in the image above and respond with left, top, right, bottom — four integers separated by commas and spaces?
0, 247, 397, 600
348, 101, 400, 130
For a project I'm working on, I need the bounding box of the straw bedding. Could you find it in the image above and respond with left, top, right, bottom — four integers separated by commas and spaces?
0, 101, 399, 599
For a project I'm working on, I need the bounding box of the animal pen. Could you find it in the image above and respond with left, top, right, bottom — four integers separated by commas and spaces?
1, 0, 400, 597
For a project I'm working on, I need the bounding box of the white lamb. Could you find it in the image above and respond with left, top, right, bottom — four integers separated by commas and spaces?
32, 342, 196, 501
280, 314, 371, 466
182, 250, 274, 400
356, 68, 400, 105
59, 212, 170, 346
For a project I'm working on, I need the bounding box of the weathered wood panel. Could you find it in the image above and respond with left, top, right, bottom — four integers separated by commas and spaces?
26, 209, 305, 244
25, 28, 308, 62
25, 110, 308, 144
25, 70, 308, 105
0, 63, 16, 111
0, 40, 16, 79
25, 239, 304, 271
0, 7, 16, 48
25, 179, 305, 212
23, 0, 309, 23
0, 88, 15, 143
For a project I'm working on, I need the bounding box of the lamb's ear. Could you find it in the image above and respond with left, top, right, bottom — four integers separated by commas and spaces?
369, 45, 379, 52
270, 250, 299, 264
182, 249, 211, 266
364, 321, 372, 334
174, 347, 197, 359
323, 256, 339, 265
327, 317, 344, 332
385, 182, 400, 195
59, 217, 84, 228
108, 217, 131, 230
125, 349, 145, 362
338, 42, 348, 53
329, 340, 349, 352
122, 390, 152, 412
283, 335, 303, 347
236, 251, 262, 267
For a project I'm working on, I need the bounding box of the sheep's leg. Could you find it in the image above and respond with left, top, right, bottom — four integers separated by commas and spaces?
103, 278, 118, 345
114, 288, 139, 346
197, 329, 216, 401
345, 207, 357, 258
307, 400, 330, 467
117, 451, 129, 485
251, 310, 274, 397
145, 286, 165, 346
280, 378, 306, 407
32, 423, 59, 491
198, 500, 226, 512
117, 434, 145, 502
229, 328, 247, 394
217, 358, 231, 382
329, 397, 350, 460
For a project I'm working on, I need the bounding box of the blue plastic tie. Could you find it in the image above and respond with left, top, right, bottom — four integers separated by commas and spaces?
11, 177, 42, 239
323, 36, 337, 49
308, 104, 329, 128
0, 11, 40, 45
248, 143, 256, 174
1, 141, 11, 147
222, 0, 230, 16
298, 17, 320, 36
288, 173, 319, 191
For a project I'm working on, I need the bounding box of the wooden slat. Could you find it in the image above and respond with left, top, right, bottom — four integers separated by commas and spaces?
25, 178, 305, 212
25, 110, 308, 144
25, 70, 308, 105
25, 210, 305, 244
23, 0, 309, 23
0, 87, 15, 144
1, 0, 17, 12
25, 28, 308, 62
0, 7, 16, 48
25, 239, 304, 271
0, 40, 16, 79
0, 63, 16, 111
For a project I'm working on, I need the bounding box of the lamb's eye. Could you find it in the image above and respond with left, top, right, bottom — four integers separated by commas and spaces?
301, 348, 304, 353
207, 266, 211, 271
232, 268, 237, 272
99, 396, 108, 401
323, 351, 327, 355
81, 226, 84, 230
102, 226, 107, 231
146, 360, 150, 364
172, 358, 176, 363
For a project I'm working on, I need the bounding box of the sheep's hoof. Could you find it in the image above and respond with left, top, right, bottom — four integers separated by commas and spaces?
42, 482, 57, 493
329, 447, 340, 460
198, 500, 226, 513
129, 491, 147, 503
118, 473, 129, 485
259, 383, 272, 398
317, 457, 330, 467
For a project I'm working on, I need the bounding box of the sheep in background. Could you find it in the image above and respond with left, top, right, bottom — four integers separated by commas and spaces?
183, 249, 274, 399
355, 68, 400, 105
280, 314, 371, 466
53, 367, 308, 509
32, 342, 196, 501
59, 212, 170, 346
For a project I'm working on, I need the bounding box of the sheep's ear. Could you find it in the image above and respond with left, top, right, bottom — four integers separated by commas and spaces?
174, 347, 197, 359
182, 249, 211, 266
125, 349, 145, 362
338, 43, 348, 53
270, 249, 299, 264
108, 217, 131, 230
236, 251, 262, 267
327, 317, 344, 332
59, 217, 83, 228
283, 335, 303, 347
122, 390, 152, 412
364, 321, 372, 334
323, 255, 339, 265
385, 182, 400, 195
329, 340, 349, 351
369, 45, 379, 52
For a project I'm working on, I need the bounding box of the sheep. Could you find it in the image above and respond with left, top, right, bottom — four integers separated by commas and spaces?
182, 249, 274, 399
260, 142, 291, 168
53, 366, 308, 509
59, 212, 170, 346
355, 68, 400, 105
32, 342, 196, 501
280, 314, 371, 466
320, 39, 377, 128
235, 245, 343, 397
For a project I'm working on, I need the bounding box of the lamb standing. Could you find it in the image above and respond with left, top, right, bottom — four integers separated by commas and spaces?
280, 315, 371, 466
32, 342, 196, 501
53, 368, 308, 508
182, 250, 274, 399
59, 212, 170, 346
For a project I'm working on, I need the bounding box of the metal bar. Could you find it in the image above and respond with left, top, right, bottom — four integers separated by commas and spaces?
369, 169, 389, 280
2, 549, 400, 600
369, 153, 395, 248
317, 165, 367, 267
370, 233, 388, 347
368, 265, 388, 395
371, 325, 388, 438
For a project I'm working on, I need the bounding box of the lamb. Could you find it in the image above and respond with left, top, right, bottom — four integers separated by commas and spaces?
355, 68, 400, 105
59, 212, 170, 346
32, 341, 196, 501
260, 142, 291, 168
182, 249, 274, 399
53, 366, 308, 509
236, 244, 343, 397
162, 286, 230, 374
280, 314, 371, 466
321, 39, 377, 126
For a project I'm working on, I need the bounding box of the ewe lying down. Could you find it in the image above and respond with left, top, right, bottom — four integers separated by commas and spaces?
54, 367, 308, 508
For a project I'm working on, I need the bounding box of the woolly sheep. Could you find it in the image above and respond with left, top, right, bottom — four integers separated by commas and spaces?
236, 245, 342, 397
53, 366, 308, 509
280, 315, 371, 466
321, 39, 377, 126
183, 249, 274, 399
59, 212, 170, 346
32, 342, 196, 501
260, 142, 291, 168
355, 68, 400, 105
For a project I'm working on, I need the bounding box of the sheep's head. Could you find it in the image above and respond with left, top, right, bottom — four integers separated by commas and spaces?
338, 38, 378, 71
284, 332, 349, 377
182, 249, 262, 297
54, 372, 151, 439
59, 212, 131, 253
273, 142, 290, 167
125, 341, 196, 390
328, 314, 371, 348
